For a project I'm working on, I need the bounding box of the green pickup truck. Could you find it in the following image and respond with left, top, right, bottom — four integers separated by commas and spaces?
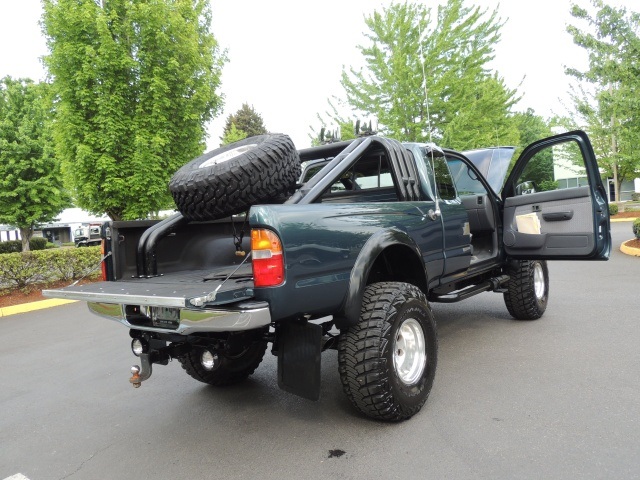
44, 131, 610, 421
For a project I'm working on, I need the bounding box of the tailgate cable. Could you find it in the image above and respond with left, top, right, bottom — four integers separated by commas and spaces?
189, 252, 252, 307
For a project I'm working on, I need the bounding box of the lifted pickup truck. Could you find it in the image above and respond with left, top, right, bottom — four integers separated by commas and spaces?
44, 130, 610, 421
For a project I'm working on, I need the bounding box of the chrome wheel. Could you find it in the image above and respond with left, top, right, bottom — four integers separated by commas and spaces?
393, 318, 427, 385
533, 262, 545, 300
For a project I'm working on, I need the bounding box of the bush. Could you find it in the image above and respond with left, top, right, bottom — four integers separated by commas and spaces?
0, 241, 22, 254
0, 237, 53, 254
609, 203, 619, 216
632, 192, 640, 202
40, 246, 102, 281
633, 218, 640, 240
29, 237, 48, 250
538, 180, 559, 192
0, 252, 47, 289
0, 246, 101, 290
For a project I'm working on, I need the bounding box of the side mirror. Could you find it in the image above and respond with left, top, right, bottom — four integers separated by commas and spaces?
515, 181, 537, 195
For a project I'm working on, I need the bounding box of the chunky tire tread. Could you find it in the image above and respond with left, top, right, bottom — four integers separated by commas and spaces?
503, 260, 549, 320
178, 341, 267, 386
338, 282, 437, 422
169, 134, 301, 221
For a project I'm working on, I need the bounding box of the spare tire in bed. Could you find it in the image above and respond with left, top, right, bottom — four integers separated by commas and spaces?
169, 134, 301, 221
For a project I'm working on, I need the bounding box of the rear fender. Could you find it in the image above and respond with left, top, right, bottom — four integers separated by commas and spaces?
336, 228, 427, 329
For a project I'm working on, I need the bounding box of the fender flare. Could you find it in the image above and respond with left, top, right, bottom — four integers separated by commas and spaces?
336, 227, 427, 329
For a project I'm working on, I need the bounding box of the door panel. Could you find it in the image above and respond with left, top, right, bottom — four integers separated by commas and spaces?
503, 187, 595, 256
502, 131, 610, 260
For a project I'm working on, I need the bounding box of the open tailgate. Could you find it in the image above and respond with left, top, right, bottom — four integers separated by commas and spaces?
43, 265, 254, 308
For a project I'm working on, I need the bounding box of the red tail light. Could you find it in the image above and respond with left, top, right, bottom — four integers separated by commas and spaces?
251, 229, 284, 287
101, 240, 107, 281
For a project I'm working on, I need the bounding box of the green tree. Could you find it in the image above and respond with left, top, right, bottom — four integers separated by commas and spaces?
566, 0, 640, 201
513, 109, 553, 149
335, 0, 518, 148
221, 103, 267, 145
0, 77, 70, 251
310, 96, 379, 146
511, 108, 555, 187
441, 74, 520, 150
220, 123, 248, 146
42, 0, 226, 220
309, 100, 357, 146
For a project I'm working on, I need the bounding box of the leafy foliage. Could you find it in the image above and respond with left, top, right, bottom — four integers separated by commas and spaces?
309, 100, 359, 145
0, 77, 70, 251
609, 203, 619, 216
513, 109, 554, 153
39, 246, 102, 281
220, 123, 248, 146
221, 103, 267, 145
565, 1, 640, 201
539, 180, 559, 192
633, 218, 640, 239
0, 237, 49, 254
510, 109, 555, 186
333, 0, 519, 149
0, 242, 22, 255
0, 246, 101, 290
42, 0, 226, 220
440, 74, 520, 150
0, 252, 44, 289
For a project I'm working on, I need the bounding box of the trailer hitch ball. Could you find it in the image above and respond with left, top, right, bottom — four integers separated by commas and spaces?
130, 365, 142, 388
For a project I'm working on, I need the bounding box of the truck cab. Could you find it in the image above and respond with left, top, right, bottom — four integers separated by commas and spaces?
74, 223, 103, 247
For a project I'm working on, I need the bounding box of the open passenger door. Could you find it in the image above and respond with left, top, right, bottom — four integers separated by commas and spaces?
501, 130, 610, 260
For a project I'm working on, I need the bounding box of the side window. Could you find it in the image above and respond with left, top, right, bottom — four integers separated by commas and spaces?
515, 139, 589, 195
447, 158, 488, 196
301, 163, 326, 184
328, 154, 394, 192
432, 155, 457, 200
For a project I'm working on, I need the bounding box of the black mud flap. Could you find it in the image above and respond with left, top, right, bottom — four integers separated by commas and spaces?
277, 322, 322, 401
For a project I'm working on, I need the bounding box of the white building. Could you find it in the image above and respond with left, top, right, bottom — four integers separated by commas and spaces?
0, 208, 109, 245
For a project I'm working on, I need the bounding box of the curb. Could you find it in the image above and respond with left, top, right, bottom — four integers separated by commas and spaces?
610, 217, 638, 223
0, 299, 78, 318
620, 239, 640, 257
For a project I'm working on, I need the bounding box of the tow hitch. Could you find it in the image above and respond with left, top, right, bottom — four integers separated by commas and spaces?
127, 335, 191, 388
129, 353, 153, 388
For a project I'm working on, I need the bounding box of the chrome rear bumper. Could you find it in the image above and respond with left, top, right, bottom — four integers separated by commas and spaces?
87, 300, 271, 334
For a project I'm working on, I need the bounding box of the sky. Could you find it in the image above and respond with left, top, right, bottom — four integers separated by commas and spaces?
0, 0, 636, 151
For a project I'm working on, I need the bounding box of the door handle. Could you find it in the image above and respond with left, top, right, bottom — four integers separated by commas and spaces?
542, 211, 574, 222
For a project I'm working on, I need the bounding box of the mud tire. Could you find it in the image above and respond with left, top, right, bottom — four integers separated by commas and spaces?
503, 260, 549, 320
169, 134, 300, 221
179, 341, 268, 386
338, 282, 438, 421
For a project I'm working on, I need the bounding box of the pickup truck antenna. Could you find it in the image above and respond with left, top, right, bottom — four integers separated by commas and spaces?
419, 23, 441, 218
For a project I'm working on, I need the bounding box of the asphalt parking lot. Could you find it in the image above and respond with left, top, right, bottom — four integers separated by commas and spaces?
1, 221, 639, 480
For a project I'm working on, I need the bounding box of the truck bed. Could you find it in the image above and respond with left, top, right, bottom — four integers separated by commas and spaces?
43, 217, 255, 308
